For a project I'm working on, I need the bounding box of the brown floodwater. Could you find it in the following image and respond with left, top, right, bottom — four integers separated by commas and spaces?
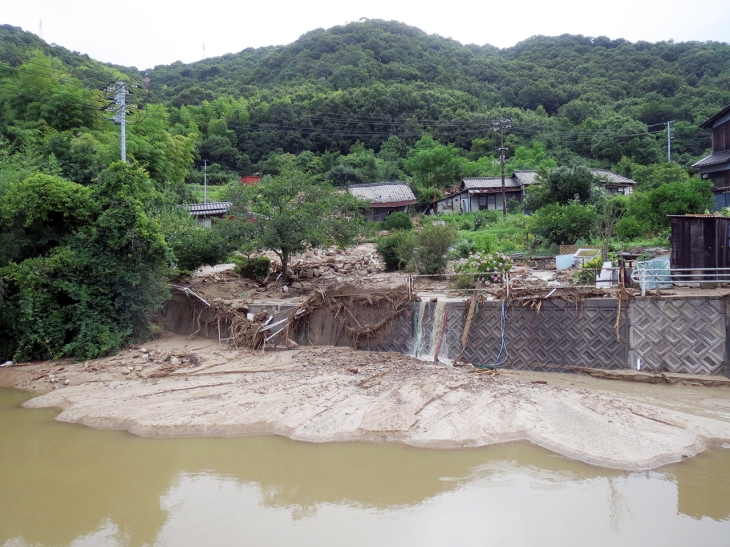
1, 387, 729, 547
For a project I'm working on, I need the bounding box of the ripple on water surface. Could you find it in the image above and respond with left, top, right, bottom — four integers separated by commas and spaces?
0, 387, 728, 547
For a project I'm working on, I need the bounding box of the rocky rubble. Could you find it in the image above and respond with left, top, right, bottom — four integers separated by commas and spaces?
270, 244, 386, 290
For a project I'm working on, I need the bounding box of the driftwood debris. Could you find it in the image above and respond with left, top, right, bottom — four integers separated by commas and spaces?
287, 284, 419, 349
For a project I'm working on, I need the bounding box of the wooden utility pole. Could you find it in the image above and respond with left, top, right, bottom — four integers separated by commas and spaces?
493, 118, 511, 215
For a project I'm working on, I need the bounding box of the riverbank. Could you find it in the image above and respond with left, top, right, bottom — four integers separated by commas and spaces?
2, 333, 730, 471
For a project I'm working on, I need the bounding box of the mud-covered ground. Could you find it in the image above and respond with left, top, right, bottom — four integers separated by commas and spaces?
2, 333, 730, 472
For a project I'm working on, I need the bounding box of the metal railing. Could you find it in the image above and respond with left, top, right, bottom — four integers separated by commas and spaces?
632, 264, 730, 296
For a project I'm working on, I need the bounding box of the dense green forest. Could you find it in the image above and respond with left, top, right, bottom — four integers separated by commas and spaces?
0, 19, 728, 361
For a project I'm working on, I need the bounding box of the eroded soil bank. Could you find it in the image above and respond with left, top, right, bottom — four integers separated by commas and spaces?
2, 334, 730, 471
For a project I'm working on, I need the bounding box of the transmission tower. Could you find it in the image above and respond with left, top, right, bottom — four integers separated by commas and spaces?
38, 19, 44, 40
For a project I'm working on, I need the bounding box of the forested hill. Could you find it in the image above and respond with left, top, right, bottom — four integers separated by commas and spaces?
140, 19, 730, 165
2, 19, 730, 179
145, 19, 730, 119
0, 24, 139, 87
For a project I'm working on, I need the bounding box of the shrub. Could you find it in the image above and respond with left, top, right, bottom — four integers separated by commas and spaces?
452, 238, 476, 259
573, 255, 603, 285
471, 232, 494, 254
614, 216, 645, 241
408, 223, 458, 275
160, 210, 235, 272
473, 210, 501, 230
233, 256, 270, 280
382, 211, 413, 231
454, 251, 513, 288
530, 202, 597, 245
376, 231, 414, 271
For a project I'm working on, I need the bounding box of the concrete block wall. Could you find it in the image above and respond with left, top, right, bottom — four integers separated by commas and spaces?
629, 297, 728, 376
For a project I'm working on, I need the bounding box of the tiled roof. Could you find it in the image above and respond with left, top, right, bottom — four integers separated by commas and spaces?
692, 150, 730, 168
182, 202, 232, 216
511, 170, 540, 186
590, 169, 636, 185
347, 182, 416, 205
462, 177, 520, 190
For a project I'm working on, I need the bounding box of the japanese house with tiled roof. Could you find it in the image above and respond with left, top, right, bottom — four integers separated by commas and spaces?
433, 169, 635, 214
182, 201, 232, 227
347, 181, 417, 221
692, 104, 730, 211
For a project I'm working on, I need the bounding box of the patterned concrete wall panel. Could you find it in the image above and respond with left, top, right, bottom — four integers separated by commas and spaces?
629, 297, 727, 375
459, 299, 629, 370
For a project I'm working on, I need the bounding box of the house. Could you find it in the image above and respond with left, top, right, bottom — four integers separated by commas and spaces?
182, 201, 232, 227
347, 182, 417, 222
590, 169, 635, 195
433, 169, 635, 214
692, 104, 730, 210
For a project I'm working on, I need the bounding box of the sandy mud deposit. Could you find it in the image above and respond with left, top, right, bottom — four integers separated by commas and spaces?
3, 337, 730, 471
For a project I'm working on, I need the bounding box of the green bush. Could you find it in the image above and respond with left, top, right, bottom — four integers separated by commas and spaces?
408, 223, 458, 275
473, 210, 501, 230
452, 238, 476, 259
471, 232, 494, 254
0, 163, 169, 361
382, 211, 413, 231
233, 256, 270, 280
454, 251, 514, 288
530, 202, 597, 246
160, 210, 236, 272
376, 231, 414, 271
614, 216, 645, 241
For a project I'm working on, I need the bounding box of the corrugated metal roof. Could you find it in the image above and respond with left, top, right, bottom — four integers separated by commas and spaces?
590, 169, 636, 185
347, 182, 416, 205
182, 202, 232, 216
692, 150, 730, 168
462, 177, 520, 190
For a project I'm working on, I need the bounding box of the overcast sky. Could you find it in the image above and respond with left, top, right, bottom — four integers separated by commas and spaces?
3, 0, 729, 70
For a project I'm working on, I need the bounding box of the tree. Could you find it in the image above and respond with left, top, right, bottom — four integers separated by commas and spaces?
544, 165, 596, 204
595, 193, 627, 259
227, 166, 367, 282
0, 163, 170, 361
530, 202, 598, 246
624, 178, 713, 234
404, 136, 466, 188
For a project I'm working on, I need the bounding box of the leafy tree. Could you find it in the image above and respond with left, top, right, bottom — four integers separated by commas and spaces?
624, 178, 713, 234
159, 208, 237, 272
404, 136, 466, 188
530, 202, 598, 246
0, 163, 169, 361
544, 165, 596, 204
226, 166, 367, 282
403, 223, 458, 275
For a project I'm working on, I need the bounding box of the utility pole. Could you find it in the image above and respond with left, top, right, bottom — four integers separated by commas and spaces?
666, 120, 673, 162
493, 118, 511, 215
105, 82, 130, 162
203, 160, 209, 203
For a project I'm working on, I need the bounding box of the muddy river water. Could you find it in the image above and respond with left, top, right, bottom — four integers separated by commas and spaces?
1, 388, 729, 547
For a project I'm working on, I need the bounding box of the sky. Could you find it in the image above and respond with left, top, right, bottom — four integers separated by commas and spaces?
2, 0, 730, 70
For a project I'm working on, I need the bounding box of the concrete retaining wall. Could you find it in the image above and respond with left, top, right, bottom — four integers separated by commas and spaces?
164, 293, 730, 377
